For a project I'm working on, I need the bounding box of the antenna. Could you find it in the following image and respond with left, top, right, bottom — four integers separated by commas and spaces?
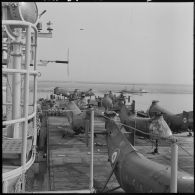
39, 10, 47, 19
67, 48, 70, 79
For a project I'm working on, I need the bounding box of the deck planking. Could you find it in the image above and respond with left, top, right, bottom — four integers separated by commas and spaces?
47, 116, 124, 192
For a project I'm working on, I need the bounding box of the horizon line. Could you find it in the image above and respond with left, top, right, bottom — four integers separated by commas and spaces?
37, 80, 193, 86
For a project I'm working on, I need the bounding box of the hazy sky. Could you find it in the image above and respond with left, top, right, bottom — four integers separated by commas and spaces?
36, 2, 193, 84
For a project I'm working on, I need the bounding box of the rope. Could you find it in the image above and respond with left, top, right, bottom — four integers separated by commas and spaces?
94, 110, 193, 157
176, 143, 193, 157
43, 106, 193, 158
98, 111, 174, 142
6, 76, 13, 96
47, 109, 82, 112
4, 40, 13, 96
95, 110, 166, 148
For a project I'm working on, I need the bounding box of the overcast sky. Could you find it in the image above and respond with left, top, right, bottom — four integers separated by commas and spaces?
36, 2, 193, 85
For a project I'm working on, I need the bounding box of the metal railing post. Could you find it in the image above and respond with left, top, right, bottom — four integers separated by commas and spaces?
33, 28, 38, 148
21, 25, 31, 192
89, 108, 95, 193
3, 181, 8, 193
85, 119, 89, 147
170, 141, 178, 193
12, 28, 22, 138
6, 37, 13, 137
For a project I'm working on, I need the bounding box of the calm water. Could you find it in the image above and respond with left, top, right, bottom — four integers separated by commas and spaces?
36, 81, 193, 114
3, 81, 193, 115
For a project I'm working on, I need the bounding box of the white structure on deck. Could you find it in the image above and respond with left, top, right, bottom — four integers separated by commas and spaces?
2, 2, 39, 192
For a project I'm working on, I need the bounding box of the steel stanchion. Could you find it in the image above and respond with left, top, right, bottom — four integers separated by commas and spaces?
170, 141, 178, 193
89, 108, 95, 193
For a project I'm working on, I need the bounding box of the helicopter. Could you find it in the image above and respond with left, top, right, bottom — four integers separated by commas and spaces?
106, 99, 173, 154
84, 88, 95, 98
101, 91, 134, 114
147, 100, 193, 136
53, 87, 95, 99
118, 102, 172, 138
59, 93, 101, 136
102, 112, 194, 193
53, 87, 71, 97
40, 94, 89, 136
63, 98, 87, 135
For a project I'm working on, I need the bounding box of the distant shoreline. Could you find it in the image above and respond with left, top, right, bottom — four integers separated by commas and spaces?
36, 88, 192, 94
27, 80, 194, 95
36, 80, 193, 87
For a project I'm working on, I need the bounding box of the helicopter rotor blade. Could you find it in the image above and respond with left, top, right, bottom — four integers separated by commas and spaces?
67, 48, 70, 78
55, 60, 69, 64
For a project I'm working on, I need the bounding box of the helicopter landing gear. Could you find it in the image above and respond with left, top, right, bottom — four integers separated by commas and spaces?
153, 139, 159, 154
187, 128, 193, 137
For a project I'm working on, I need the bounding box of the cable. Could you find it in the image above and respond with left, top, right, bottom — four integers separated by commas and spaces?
98, 111, 174, 142
176, 143, 193, 157
5, 39, 13, 97
94, 110, 193, 157
47, 109, 81, 112
94, 109, 159, 145
6, 76, 13, 96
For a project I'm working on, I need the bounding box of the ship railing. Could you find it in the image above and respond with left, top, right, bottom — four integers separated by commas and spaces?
3, 112, 36, 126
26, 189, 91, 193
2, 20, 38, 192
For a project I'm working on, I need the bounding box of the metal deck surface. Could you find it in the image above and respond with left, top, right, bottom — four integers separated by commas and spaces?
3, 138, 32, 155
135, 133, 194, 175
47, 116, 124, 192
25, 113, 193, 193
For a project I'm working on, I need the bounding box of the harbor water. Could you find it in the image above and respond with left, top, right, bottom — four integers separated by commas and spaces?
35, 81, 193, 114
2, 81, 193, 115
